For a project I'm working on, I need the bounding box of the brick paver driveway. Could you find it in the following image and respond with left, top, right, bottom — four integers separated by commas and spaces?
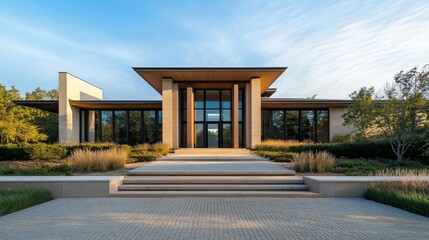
1, 198, 428, 240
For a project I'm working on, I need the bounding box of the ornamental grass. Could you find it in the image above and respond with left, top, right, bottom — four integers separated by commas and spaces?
68, 147, 128, 173
365, 169, 429, 217
292, 151, 335, 173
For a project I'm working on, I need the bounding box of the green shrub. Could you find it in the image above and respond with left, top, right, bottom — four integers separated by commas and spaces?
254, 150, 296, 162
0, 187, 53, 216
254, 140, 310, 151
288, 139, 426, 160
130, 142, 170, 162
0, 163, 72, 176
331, 133, 353, 143
64, 143, 131, 156
131, 151, 164, 162
0, 144, 28, 160
365, 187, 429, 217
25, 143, 68, 160
334, 159, 385, 175
0, 142, 133, 161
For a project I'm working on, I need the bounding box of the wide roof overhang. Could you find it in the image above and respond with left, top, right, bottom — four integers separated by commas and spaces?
133, 67, 287, 94
261, 98, 353, 108
13, 100, 59, 113
69, 100, 162, 109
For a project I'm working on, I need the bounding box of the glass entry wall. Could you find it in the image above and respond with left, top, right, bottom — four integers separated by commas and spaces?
192, 89, 232, 148
80, 109, 162, 145
261, 109, 329, 142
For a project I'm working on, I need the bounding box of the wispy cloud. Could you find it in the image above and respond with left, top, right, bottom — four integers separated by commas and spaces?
0, 1, 428, 100
0, 15, 157, 99
171, 0, 429, 98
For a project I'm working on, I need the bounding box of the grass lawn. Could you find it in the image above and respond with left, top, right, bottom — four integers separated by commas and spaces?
0, 187, 53, 216
335, 159, 428, 176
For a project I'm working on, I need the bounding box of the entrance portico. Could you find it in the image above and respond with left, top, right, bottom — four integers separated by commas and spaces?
134, 67, 286, 148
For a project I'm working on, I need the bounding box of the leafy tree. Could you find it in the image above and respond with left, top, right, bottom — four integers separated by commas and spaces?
0, 84, 47, 143
343, 65, 429, 162
25, 87, 59, 143
342, 87, 377, 139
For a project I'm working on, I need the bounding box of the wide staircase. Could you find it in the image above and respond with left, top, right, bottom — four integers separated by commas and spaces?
111, 148, 319, 197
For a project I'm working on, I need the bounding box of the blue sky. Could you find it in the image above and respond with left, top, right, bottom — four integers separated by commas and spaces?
1, 0, 428, 100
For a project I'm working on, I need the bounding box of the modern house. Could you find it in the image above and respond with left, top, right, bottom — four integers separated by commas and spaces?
15, 67, 354, 148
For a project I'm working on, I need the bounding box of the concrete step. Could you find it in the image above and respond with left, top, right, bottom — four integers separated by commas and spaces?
171, 148, 252, 157
158, 156, 267, 161
127, 171, 295, 176
118, 184, 309, 191
110, 190, 320, 198
122, 176, 304, 184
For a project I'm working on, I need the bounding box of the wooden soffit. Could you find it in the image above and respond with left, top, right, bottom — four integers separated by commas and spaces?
133, 67, 287, 94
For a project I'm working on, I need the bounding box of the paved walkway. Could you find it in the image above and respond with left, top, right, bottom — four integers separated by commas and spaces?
128, 161, 295, 175
1, 198, 428, 240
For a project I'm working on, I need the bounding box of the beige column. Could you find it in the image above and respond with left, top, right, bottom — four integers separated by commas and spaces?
232, 84, 239, 148
245, 83, 251, 148
172, 83, 179, 148
186, 86, 194, 148
162, 78, 174, 147
250, 78, 261, 148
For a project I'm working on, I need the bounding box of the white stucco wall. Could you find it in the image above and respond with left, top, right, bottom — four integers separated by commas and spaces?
329, 107, 355, 140
59, 72, 103, 143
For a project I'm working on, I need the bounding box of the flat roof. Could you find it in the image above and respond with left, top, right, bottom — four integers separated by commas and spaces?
13, 98, 353, 112
69, 100, 162, 109
261, 98, 352, 108
13, 100, 59, 113
133, 67, 287, 94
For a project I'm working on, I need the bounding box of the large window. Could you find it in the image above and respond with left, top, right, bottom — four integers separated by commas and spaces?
316, 110, 329, 142
115, 111, 127, 144
81, 109, 162, 145
272, 111, 285, 140
261, 109, 329, 142
143, 111, 156, 143
129, 111, 142, 145
301, 110, 315, 141
286, 111, 299, 140
101, 111, 113, 142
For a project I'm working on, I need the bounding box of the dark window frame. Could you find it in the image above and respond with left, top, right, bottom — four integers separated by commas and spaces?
261, 108, 330, 142
80, 108, 162, 145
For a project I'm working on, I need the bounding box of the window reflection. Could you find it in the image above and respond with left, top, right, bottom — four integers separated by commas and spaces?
261, 109, 329, 142
272, 111, 285, 139
101, 111, 113, 142
81, 109, 161, 145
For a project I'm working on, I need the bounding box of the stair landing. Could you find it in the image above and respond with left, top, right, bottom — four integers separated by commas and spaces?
112, 149, 318, 197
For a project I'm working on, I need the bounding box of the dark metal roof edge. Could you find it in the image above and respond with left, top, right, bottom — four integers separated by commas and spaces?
13, 100, 58, 104
262, 98, 353, 103
69, 100, 162, 103
132, 67, 287, 72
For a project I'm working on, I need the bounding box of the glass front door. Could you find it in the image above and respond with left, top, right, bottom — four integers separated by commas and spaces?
207, 123, 219, 148
193, 90, 231, 148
